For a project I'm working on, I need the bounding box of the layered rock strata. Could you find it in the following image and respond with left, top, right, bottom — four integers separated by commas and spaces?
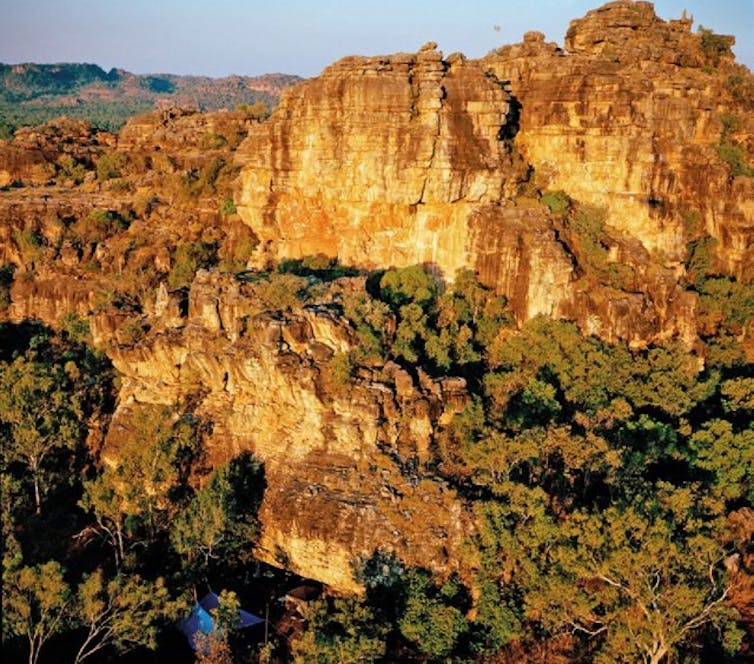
235, 45, 577, 325
235, 1, 753, 346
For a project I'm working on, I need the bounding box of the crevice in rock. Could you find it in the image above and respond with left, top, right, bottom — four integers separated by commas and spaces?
407, 69, 418, 120
417, 83, 446, 206
551, 223, 581, 273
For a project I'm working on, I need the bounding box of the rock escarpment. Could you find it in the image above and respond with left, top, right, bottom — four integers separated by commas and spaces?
236, 1, 753, 346
484, 1, 753, 276
235, 44, 577, 325
95, 272, 471, 591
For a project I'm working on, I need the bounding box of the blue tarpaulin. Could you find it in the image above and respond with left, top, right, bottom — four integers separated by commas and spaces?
177, 591, 264, 650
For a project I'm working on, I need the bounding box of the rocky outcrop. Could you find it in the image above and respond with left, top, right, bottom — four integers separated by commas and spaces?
235, 1, 753, 346
0, 107, 258, 328
97, 271, 471, 591
234, 45, 581, 326
0, 118, 114, 186
236, 45, 525, 275
484, 1, 754, 275
116, 106, 251, 153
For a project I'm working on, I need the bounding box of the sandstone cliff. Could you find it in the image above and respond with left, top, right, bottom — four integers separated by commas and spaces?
2, 0, 754, 601
235, 0, 753, 347
92, 271, 471, 591
235, 44, 577, 327
484, 1, 753, 276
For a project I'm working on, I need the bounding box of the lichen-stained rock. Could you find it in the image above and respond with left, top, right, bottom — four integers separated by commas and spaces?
99, 272, 471, 591
483, 1, 754, 275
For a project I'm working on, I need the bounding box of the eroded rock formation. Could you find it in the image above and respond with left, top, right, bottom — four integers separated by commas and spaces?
94, 271, 471, 591
235, 0, 753, 346
2, 0, 754, 596
235, 44, 578, 326
484, 1, 753, 275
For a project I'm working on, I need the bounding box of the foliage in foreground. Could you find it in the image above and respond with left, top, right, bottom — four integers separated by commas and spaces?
1, 255, 753, 662
0, 325, 265, 663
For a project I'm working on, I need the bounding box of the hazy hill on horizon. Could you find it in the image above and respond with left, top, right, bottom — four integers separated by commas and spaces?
0, 61, 303, 136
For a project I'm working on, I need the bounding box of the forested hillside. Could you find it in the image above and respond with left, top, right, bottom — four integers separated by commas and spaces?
0, 62, 302, 136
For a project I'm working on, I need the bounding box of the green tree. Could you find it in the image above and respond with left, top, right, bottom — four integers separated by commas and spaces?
237, 101, 269, 121
80, 406, 205, 567
168, 241, 218, 288
698, 27, 732, 65
521, 507, 742, 664
342, 292, 391, 365
252, 272, 308, 313
73, 569, 172, 663
690, 419, 754, 504
398, 570, 469, 660
292, 595, 387, 664
171, 452, 264, 575
95, 151, 126, 182
379, 264, 438, 308
0, 355, 83, 513
79, 472, 130, 569
469, 488, 552, 651
2, 560, 72, 664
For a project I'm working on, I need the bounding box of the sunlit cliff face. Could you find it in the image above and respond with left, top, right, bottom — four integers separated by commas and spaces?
1, 1, 753, 594
235, 1, 752, 349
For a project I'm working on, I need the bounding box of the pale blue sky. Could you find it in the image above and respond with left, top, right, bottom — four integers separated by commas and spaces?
1, 1, 752, 77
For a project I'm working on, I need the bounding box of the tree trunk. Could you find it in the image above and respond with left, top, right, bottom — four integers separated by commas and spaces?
649, 645, 668, 664
28, 635, 39, 664
116, 523, 124, 569
73, 628, 99, 664
29, 454, 46, 515
33, 471, 41, 515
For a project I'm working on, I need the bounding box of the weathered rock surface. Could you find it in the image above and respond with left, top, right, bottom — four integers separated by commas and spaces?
235, 1, 753, 346
236, 46, 519, 271
97, 271, 471, 591
235, 46, 579, 325
0, 118, 114, 186
484, 1, 754, 275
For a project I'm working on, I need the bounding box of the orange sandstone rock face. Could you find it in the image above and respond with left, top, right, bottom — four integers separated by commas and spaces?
235, 1, 754, 345
99, 272, 470, 591
483, 1, 753, 275
235, 45, 576, 325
